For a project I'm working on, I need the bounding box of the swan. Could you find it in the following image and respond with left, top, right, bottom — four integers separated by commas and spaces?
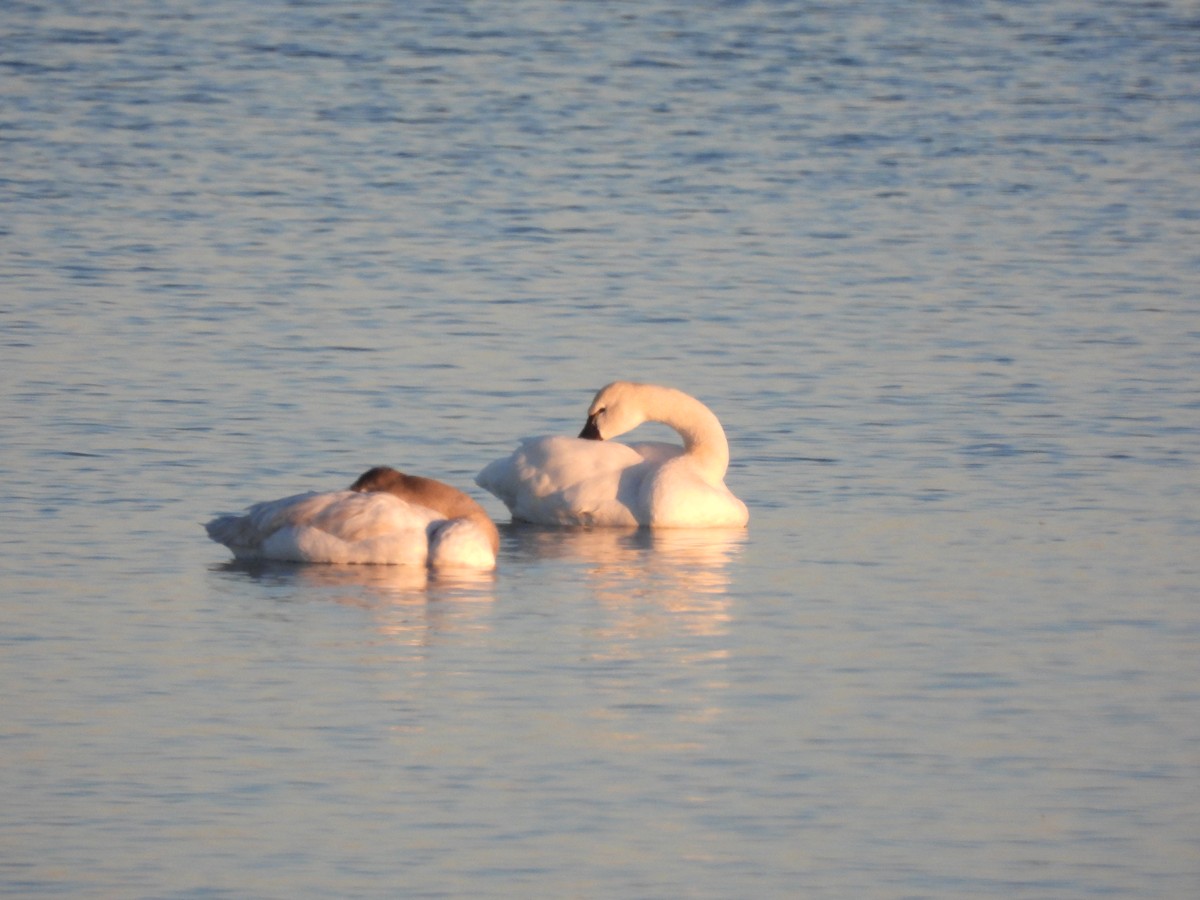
475, 381, 749, 528
205, 466, 499, 570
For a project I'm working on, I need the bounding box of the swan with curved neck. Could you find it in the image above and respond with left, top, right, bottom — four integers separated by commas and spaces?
477, 381, 749, 528
579, 382, 732, 485
206, 465, 498, 569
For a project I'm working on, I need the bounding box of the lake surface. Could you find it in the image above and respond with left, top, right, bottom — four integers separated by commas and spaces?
3, 1, 1199, 896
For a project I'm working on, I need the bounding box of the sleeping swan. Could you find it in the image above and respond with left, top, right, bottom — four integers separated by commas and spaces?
476, 381, 749, 528
205, 466, 499, 570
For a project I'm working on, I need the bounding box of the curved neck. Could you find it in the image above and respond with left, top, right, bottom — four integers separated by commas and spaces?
644, 385, 731, 483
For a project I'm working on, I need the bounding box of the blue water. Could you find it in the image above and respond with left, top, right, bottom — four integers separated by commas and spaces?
3, 1, 1199, 896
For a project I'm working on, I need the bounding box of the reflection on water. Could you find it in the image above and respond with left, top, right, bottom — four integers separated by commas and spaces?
213, 526, 749, 655
213, 526, 744, 625
212, 559, 499, 649
213, 557, 495, 600
213, 557, 492, 607
510, 525, 746, 638
502, 526, 745, 760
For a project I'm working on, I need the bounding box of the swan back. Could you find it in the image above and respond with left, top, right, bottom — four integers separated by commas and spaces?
476, 435, 652, 526
351, 465, 500, 556
206, 490, 440, 565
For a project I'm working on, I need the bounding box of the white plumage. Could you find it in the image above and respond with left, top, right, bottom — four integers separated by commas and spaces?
206, 466, 499, 570
476, 382, 749, 528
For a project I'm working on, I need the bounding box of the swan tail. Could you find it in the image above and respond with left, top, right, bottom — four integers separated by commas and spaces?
205, 513, 263, 556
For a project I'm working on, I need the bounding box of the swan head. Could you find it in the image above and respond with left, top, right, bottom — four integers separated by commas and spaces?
349, 465, 407, 493
578, 381, 648, 441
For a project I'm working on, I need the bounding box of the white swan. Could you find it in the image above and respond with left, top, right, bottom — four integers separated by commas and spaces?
476, 381, 749, 528
206, 466, 499, 570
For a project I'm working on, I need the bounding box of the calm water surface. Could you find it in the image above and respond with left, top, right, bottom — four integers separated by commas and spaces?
3, 1, 1199, 897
